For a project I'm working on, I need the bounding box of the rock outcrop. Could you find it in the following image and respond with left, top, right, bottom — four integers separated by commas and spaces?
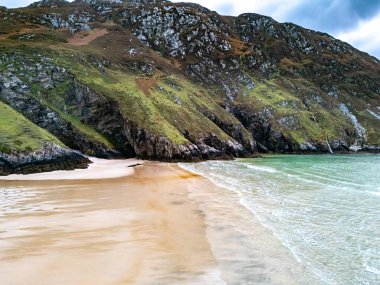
0, 143, 90, 175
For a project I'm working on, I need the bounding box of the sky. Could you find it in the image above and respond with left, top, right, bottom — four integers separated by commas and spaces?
1, 0, 379, 59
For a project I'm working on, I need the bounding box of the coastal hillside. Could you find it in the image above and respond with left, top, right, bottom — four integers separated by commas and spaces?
0, 101, 89, 174
0, 0, 379, 174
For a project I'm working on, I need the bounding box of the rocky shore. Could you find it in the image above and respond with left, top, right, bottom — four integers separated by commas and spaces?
0, 143, 90, 176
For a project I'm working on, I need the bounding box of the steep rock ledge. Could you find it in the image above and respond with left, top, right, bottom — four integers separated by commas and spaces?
0, 86, 120, 158
124, 121, 247, 161
0, 142, 90, 175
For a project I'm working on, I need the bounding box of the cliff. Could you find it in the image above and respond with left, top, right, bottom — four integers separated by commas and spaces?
0, 0, 379, 174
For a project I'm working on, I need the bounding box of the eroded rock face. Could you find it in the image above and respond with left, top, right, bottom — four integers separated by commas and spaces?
0, 53, 121, 158
123, 121, 248, 161
338, 103, 366, 140
28, 0, 69, 8
0, 49, 253, 162
36, 11, 95, 33
0, 87, 120, 158
118, 2, 232, 58
0, 142, 90, 175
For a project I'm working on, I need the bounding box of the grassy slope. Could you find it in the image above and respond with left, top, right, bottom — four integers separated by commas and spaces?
0, 4, 378, 150
0, 44, 116, 150
0, 40, 241, 147
62, 54, 243, 144
1, 41, 372, 150
0, 102, 64, 153
235, 76, 356, 144
29, 81, 116, 149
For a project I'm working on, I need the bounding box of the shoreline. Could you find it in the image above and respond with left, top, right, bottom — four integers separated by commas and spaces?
179, 154, 380, 285
1, 149, 378, 178
1, 158, 315, 284
178, 162, 313, 285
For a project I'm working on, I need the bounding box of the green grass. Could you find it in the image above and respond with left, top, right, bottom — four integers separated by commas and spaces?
152, 75, 234, 141
62, 59, 239, 144
237, 77, 356, 144
1, 43, 376, 150
0, 102, 64, 153
0, 47, 116, 151
79, 70, 189, 144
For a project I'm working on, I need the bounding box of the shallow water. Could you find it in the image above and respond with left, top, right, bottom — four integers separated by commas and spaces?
1, 156, 379, 285
181, 154, 380, 285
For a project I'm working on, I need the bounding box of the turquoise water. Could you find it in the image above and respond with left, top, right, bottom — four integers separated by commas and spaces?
182, 154, 380, 285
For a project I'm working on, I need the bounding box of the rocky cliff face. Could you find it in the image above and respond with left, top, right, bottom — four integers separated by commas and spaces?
0, 142, 90, 175
0, 0, 379, 174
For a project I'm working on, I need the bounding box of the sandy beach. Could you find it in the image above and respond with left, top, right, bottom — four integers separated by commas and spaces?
0, 159, 220, 285
0, 158, 311, 285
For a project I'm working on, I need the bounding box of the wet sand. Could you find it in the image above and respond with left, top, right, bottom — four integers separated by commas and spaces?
0, 161, 218, 285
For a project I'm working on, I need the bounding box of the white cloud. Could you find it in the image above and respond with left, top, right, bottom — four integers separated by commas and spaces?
4, 0, 301, 19
337, 11, 380, 58
172, 0, 303, 20
1, 0, 73, 8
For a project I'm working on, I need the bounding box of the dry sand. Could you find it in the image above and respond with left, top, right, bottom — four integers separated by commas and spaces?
0, 161, 219, 285
0, 157, 141, 181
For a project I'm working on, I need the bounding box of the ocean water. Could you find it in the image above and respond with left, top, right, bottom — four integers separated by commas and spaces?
181, 154, 380, 285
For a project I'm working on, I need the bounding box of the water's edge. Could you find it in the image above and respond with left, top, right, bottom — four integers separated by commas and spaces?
179, 154, 380, 285
179, 162, 318, 285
